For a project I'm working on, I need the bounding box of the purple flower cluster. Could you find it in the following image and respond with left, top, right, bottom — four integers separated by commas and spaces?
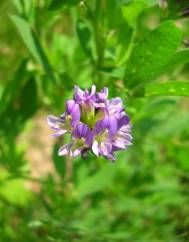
47, 86, 132, 161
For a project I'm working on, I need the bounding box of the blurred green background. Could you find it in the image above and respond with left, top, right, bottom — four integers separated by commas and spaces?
1, 0, 189, 241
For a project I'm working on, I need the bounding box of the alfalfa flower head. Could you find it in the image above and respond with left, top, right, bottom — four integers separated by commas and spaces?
47, 85, 132, 161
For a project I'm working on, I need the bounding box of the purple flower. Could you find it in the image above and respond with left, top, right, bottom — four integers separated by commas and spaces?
92, 119, 114, 160
58, 124, 93, 157
91, 114, 132, 161
74, 85, 96, 105
47, 100, 80, 137
112, 116, 132, 151
47, 85, 132, 161
47, 115, 68, 137
74, 85, 97, 126
65, 100, 80, 127
94, 87, 109, 108
96, 87, 108, 102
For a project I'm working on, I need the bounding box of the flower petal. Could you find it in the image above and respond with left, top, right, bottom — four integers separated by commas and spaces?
71, 103, 80, 127
92, 140, 99, 156
85, 130, 94, 146
113, 138, 126, 150
74, 123, 90, 138
58, 143, 73, 156
118, 116, 130, 129
90, 85, 96, 96
74, 86, 84, 102
108, 116, 117, 138
106, 153, 116, 161
94, 116, 109, 135
96, 87, 108, 101
47, 115, 63, 129
99, 142, 112, 156
71, 147, 82, 157
51, 129, 67, 137
66, 100, 75, 113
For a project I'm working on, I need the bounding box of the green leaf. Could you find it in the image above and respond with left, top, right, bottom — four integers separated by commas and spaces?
167, 49, 189, 67
59, 72, 75, 90
121, 1, 148, 27
176, 146, 189, 171
52, 144, 66, 177
151, 110, 189, 138
116, 22, 133, 62
149, 49, 189, 76
12, 0, 34, 19
0, 59, 28, 114
100, 66, 125, 78
10, 15, 57, 83
77, 164, 116, 199
117, 0, 158, 6
106, 0, 123, 28
124, 21, 182, 88
0, 170, 32, 206
167, 0, 189, 19
119, 0, 159, 27
145, 81, 189, 97
76, 19, 94, 62
48, 0, 77, 10
18, 77, 38, 121
12, 0, 23, 13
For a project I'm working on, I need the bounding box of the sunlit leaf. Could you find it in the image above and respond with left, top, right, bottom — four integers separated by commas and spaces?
167, 49, 189, 68
121, 1, 147, 27
77, 164, 116, 199
10, 15, 57, 83
124, 21, 182, 88
0, 170, 32, 206
145, 81, 189, 97
117, 0, 158, 6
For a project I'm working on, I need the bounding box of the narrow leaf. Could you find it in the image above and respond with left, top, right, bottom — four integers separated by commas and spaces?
10, 15, 57, 83
0, 59, 28, 114
52, 144, 66, 177
145, 81, 189, 97
48, 0, 77, 10
76, 19, 94, 62
18, 77, 38, 121
117, 0, 158, 6
167, 49, 189, 67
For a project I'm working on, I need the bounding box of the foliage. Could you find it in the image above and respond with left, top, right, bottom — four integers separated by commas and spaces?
0, 0, 189, 241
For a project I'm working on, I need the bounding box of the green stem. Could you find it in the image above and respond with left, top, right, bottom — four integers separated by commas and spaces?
118, 26, 137, 66
91, 1, 106, 86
